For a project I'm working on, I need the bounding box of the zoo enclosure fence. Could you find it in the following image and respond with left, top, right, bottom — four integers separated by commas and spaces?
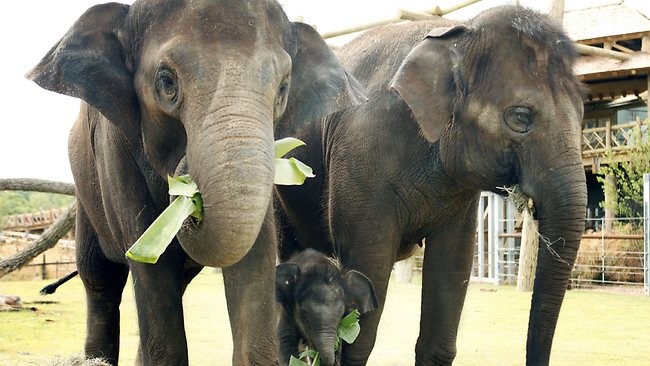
0, 231, 76, 280
471, 190, 649, 295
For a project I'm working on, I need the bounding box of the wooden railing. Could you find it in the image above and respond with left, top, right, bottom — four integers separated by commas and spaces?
582, 118, 648, 157
3, 208, 68, 231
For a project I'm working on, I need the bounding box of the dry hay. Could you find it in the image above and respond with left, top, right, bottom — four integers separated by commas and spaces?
573, 233, 644, 284
49, 354, 110, 366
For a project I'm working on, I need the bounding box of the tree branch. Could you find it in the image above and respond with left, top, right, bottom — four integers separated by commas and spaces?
0, 201, 76, 278
0, 178, 75, 196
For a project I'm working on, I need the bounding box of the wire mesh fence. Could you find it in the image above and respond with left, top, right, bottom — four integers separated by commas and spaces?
483, 218, 646, 291
468, 193, 648, 293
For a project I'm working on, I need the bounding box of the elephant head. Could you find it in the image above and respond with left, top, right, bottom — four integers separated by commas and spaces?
276, 249, 378, 366
27, 0, 365, 267
390, 6, 586, 364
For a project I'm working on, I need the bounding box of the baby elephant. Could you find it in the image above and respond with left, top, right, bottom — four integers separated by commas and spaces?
275, 249, 378, 366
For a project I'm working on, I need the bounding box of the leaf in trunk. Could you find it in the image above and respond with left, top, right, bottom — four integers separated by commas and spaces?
290, 349, 320, 366
125, 195, 197, 264
126, 175, 202, 264
126, 138, 314, 264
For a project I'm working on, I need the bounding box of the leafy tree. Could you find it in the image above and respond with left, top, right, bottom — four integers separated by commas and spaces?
597, 128, 650, 218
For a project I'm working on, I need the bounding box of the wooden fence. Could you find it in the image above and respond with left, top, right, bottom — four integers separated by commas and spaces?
0, 231, 75, 280
582, 117, 648, 157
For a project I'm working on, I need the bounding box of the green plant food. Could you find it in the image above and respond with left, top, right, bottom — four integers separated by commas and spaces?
289, 309, 361, 366
125, 175, 202, 264
127, 138, 313, 264
274, 137, 315, 185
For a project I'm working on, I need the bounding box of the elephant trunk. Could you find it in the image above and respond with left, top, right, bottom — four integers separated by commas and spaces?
310, 330, 337, 366
523, 161, 586, 364
176, 89, 275, 267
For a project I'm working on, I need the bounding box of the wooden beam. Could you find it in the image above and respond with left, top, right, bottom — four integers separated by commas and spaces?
425, 0, 483, 16
399, 9, 436, 21
575, 43, 632, 60
322, 0, 483, 39
611, 42, 635, 54
584, 78, 648, 100
322, 18, 398, 39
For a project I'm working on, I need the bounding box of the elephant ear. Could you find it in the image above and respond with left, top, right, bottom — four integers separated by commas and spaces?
275, 262, 302, 312
26, 3, 139, 145
277, 22, 368, 137
345, 270, 378, 315
389, 25, 468, 143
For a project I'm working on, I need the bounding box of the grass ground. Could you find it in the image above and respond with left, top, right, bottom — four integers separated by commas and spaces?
1, 269, 649, 365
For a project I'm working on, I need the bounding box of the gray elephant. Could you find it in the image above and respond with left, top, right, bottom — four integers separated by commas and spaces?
275, 249, 378, 366
27, 0, 365, 365
275, 6, 586, 365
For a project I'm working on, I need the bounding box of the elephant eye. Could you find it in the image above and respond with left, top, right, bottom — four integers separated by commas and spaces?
155, 68, 179, 107
274, 75, 290, 120
504, 106, 534, 134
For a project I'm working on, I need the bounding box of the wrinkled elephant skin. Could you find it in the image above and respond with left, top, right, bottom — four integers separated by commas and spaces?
275, 249, 378, 366
276, 6, 586, 366
27, 0, 365, 365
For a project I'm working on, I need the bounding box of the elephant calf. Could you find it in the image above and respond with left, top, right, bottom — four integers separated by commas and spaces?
275, 249, 378, 366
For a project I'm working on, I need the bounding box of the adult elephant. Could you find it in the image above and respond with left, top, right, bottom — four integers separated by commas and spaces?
27, 0, 365, 365
275, 6, 586, 366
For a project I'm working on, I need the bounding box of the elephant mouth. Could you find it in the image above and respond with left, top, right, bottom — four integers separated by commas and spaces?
172, 156, 202, 242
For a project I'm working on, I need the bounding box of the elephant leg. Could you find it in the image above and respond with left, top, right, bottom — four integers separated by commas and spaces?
222, 205, 279, 366
329, 216, 398, 364
416, 200, 478, 365
130, 242, 189, 366
76, 206, 128, 365
277, 310, 300, 366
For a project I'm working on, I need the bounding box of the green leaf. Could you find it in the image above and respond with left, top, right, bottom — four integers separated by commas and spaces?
290, 158, 315, 178
298, 349, 319, 360
337, 309, 361, 345
167, 175, 199, 197
126, 195, 197, 264
126, 175, 203, 264
289, 356, 311, 366
289, 349, 320, 366
190, 193, 203, 221
273, 138, 315, 186
275, 137, 306, 158
275, 157, 315, 185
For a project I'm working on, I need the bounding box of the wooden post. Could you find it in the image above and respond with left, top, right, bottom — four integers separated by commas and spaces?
41, 255, 47, 280
394, 257, 414, 283
641, 34, 650, 53
517, 199, 538, 292
549, 0, 565, 23
604, 174, 616, 233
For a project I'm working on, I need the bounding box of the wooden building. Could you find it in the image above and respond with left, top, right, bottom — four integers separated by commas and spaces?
564, 1, 650, 220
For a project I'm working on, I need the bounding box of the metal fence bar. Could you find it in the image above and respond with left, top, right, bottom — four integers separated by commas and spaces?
475, 194, 485, 279
488, 194, 497, 279
643, 174, 650, 295
493, 194, 503, 281
601, 217, 606, 285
